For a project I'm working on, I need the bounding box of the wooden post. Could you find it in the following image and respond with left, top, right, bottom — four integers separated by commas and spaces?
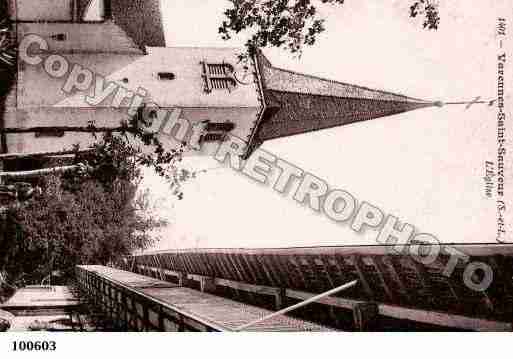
200, 277, 216, 293
178, 315, 185, 332
235, 280, 357, 332
329, 306, 341, 328
143, 306, 150, 332
353, 302, 379, 331
123, 293, 129, 330
178, 273, 189, 287
158, 308, 165, 331
274, 288, 286, 310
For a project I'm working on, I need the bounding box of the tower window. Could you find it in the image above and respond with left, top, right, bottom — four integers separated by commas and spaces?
158, 72, 176, 80
210, 78, 236, 90
50, 33, 67, 41
207, 63, 234, 75
200, 121, 234, 144
206, 122, 235, 132
201, 61, 237, 93
202, 133, 226, 142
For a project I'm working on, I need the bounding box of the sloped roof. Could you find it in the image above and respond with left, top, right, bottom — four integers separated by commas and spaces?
130, 244, 513, 329
259, 60, 430, 104
256, 90, 434, 141
76, 0, 166, 50
110, 0, 166, 51
246, 51, 438, 156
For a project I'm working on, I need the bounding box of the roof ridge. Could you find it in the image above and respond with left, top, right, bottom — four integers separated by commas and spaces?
266, 65, 433, 104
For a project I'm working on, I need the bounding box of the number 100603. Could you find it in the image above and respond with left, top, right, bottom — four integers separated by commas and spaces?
12, 341, 56, 352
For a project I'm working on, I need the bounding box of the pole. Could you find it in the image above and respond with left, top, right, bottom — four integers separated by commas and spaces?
234, 280, 358, 331
0, 149, 94, 161
0, 163, 91, 180
0, 126, 131, 134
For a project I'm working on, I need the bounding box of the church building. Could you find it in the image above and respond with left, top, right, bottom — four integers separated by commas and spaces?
2, 0, 438, 163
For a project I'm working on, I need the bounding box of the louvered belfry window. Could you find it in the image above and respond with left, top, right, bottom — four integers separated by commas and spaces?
50, 33, 67, 41
206, 122, 235, 132
201, 61, 237, 93
202, 133, 227, 143
199, 121, 235, 144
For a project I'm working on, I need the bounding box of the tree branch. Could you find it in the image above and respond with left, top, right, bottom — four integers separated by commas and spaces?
0, 149, 94, 161
0, 164, 92, 180
1, 126, 131, 134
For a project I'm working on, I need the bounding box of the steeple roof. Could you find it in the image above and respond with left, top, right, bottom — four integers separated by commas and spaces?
246, 51, 438, 157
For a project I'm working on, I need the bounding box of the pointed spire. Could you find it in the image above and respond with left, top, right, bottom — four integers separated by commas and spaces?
246, 51, 439, 157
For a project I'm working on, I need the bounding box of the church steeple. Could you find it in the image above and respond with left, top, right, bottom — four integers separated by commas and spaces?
246, 51, 439, 157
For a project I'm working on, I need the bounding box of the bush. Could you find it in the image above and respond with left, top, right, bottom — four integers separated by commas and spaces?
0, 134, 170, 285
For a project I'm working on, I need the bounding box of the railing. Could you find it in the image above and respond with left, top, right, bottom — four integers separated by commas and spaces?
76, 265, 334, 332
76, 266, 214, 331
121, 245, 513, 331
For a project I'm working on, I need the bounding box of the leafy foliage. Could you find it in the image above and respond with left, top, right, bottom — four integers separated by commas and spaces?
219, 0, 440, 59
0, 18, 15, 68
0, 7, 16, 157
410, 0, 440, 30
219, 0, 345, 58
82, 117, 196, 200
0, 1, 16, 69
0, 119, 206, 286
0, 317, 9, 332
0, 135, 170, 286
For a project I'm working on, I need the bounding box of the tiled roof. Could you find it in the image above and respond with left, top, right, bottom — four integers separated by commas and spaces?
111, 0, 166, 51
76, 0, 166, 50
129, 245, 513, 327
248, 51, 437, 153
260, 63, 429, 103
257, 89, 433, 141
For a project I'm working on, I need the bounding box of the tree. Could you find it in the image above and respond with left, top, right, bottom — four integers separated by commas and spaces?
410, 0, 440, 30
0, 133, 174, 286
0, 112, 204, 286
0, 10, 15, 155
219, 0, 440, 59
0, 317, 9, 332
0, 17, 15, 68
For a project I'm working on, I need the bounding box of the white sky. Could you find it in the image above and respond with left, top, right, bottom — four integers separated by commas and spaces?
143, 0, 512, 250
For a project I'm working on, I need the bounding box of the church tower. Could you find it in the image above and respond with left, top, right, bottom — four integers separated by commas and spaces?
2, 0, 439, 161
3, 0, 166, 158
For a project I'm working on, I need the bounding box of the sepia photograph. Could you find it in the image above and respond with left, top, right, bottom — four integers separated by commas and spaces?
0, 0, 512, 355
